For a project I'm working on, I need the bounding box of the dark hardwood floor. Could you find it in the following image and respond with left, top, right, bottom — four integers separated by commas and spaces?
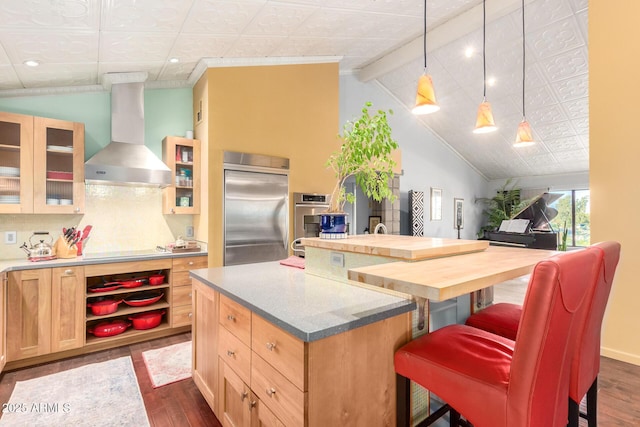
0, 331, 638, 426
0, 332, 221, 427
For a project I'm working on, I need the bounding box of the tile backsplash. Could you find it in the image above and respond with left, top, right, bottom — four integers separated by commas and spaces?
0, 184, 194, 260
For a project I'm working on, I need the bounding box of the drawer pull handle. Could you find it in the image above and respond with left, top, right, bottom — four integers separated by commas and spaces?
188, 312, 193, 318
227, 350, 235, 357
241, 391, 248, 401
249, 400, 257, 410
64, 269, 73, 275
188, 293, 192, 298
266, 387, 276, 397
188, 261, 194, 265
266, 342, 276, 351
227, 315, 236, 321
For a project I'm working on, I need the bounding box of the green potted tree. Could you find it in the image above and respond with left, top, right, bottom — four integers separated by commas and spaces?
475, 179, 526, 238
321, 102, 399, 235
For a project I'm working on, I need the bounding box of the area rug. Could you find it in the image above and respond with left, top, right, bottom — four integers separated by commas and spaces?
142, 340, 192, 388
0, 356, 149, 427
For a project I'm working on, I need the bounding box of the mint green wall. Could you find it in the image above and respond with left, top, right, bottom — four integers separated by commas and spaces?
0, 87, 193, 159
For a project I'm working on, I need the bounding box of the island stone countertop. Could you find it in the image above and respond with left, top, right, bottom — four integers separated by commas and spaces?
190, 261, 416, 342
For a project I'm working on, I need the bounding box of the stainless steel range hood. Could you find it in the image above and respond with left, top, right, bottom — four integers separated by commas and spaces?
85, 80, 172, 187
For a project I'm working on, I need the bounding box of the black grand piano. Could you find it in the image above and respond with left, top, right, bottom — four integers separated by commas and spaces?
487, 192, 563, 250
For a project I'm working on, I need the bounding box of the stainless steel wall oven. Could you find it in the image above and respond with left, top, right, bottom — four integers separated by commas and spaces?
293, 193, 330, 256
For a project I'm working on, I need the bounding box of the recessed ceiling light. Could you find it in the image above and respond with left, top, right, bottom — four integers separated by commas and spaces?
24, 59, 40, 67
487, 77, 496, 86
464, 47, 474, 58
169, 57, 179, 64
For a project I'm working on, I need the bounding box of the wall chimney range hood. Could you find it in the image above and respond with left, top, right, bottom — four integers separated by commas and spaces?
85, 73, 172, 187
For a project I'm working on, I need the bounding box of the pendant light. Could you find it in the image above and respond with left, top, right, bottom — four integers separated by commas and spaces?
473, 0, 497, 133
514, 0, 535, 147
412, 0, 440, 115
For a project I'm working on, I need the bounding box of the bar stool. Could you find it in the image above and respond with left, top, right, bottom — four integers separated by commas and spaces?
464, 242, 620, 427
395, 247, 603, 427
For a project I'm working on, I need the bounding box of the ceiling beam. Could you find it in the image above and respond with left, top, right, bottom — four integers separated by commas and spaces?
357, 0, 530, 82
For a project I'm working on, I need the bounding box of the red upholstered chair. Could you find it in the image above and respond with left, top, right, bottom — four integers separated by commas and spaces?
395, 247, 603, 427
464, 242, 621, 427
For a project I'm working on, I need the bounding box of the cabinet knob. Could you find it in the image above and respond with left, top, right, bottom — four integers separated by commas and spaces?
266, 387, 276, 397
249, 400, 257, 410
64, 269, 73, 275
188, 261, 194, 265
188, 312, 193, 318
266, 342, 276, 351
227, 314, 236, 322
226, 350, 235, 357
188, 293, 192, 298
171, 208, 175, 214
74, 207, 80, 213
240, 391, 248, 401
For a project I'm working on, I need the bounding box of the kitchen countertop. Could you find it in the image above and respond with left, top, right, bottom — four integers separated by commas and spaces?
0, 249, 208, 274
190, 261, 416, 342
301, 234, 489, 261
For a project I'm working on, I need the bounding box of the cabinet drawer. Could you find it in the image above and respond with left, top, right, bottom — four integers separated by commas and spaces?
252, 315, 305, 391
172, 284, 192, 307
219, 295, 251, 346
172, 304, 192, 327
252, 353, 305, 427
218, 326, 251, 385
172, 270, 192, 287
173, 256, 208, 272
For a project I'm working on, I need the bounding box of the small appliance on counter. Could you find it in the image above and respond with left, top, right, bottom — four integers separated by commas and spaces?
157, 236, 201, 253
20, 231, 56, 262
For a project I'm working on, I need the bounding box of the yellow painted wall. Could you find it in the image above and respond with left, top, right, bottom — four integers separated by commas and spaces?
590, 1, 640, 365
199, 63, 340, 266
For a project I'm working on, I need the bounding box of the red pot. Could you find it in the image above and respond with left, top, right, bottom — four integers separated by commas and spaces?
87, 298, 123, 315
129, 310, 165, 330
123, 291, 164, 307
87, 320, 130, 337
148, 273, 165, 286
88, 282, 122, 292
118, 278, 147, 288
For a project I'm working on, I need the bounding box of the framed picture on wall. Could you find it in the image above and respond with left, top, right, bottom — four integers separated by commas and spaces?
454, 198, 464, 229
430, 187, 442, 221
368, 215, 382, 232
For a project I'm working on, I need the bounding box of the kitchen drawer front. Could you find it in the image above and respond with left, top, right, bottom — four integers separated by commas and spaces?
252, 353, 305, 427
219, 295, 251, 346
255, 396, 286, 427
172, 270, 191, 287
172, 284, 192, 307
173, 256, 208, 272
218, 326, 251, 385
252, 315, 305, 391
172, 304, 192, 327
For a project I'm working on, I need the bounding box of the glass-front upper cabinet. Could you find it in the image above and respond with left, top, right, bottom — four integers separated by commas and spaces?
162, 136, 201, 214
0, 112, 34, 213
33, 117, 85, 214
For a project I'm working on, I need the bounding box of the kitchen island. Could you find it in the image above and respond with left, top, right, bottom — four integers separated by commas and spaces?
189, 262, 415, 427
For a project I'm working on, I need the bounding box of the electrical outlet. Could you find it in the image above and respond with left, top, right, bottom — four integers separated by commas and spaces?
4, 231, 17, 245
330, 251, 344, 267
186, 226, 194, 238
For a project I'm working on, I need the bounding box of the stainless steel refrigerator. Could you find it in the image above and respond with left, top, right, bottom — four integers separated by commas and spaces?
223, 152, 289, 266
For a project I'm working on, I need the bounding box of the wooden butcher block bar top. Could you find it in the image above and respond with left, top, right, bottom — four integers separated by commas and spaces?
300, 234, 489, 261
348, 246, 558, 301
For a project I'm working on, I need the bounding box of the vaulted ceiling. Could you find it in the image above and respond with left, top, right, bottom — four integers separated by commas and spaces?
0, 0, 588, 180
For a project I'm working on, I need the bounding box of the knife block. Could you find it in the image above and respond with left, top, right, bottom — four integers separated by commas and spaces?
55, 235, 78, 258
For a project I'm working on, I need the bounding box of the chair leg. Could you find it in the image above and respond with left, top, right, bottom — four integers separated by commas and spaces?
396, 374, 411, 427
449, 407, 460, 427
585, 377, 598, 427
568, 397, 580, 427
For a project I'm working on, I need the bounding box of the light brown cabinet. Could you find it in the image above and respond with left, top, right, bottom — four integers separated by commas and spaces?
171, 255, 207, 327
162, 136, 201, 214
192, 279, 220, 413
0, 111, 84, 214
6, 267, 85, 362
0, 272, 6, 373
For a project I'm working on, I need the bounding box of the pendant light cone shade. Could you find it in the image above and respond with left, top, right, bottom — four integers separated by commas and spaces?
412, 74, 440, 115
473, 101, 497, 133
514, 119, 535, 147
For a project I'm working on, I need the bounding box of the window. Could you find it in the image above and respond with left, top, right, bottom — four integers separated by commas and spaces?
549, 189, 590, 247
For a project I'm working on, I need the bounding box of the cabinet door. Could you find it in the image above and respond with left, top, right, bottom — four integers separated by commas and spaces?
51, 266, 85, 352
33, 117, 85, 214
251, 394, 285, 427
0, 112, 34, 213
219, 360, 252, 427
0, 273, 6, 373
6, 269, 52, 361
192, 279, 219, 416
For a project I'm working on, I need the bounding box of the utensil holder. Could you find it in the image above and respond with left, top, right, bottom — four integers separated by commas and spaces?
55, 235, 78, 258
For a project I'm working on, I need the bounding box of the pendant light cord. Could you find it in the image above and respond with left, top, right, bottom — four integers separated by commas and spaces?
422, 0, 427, 70
521, 0, 526, 118
482, 0, 487, 99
